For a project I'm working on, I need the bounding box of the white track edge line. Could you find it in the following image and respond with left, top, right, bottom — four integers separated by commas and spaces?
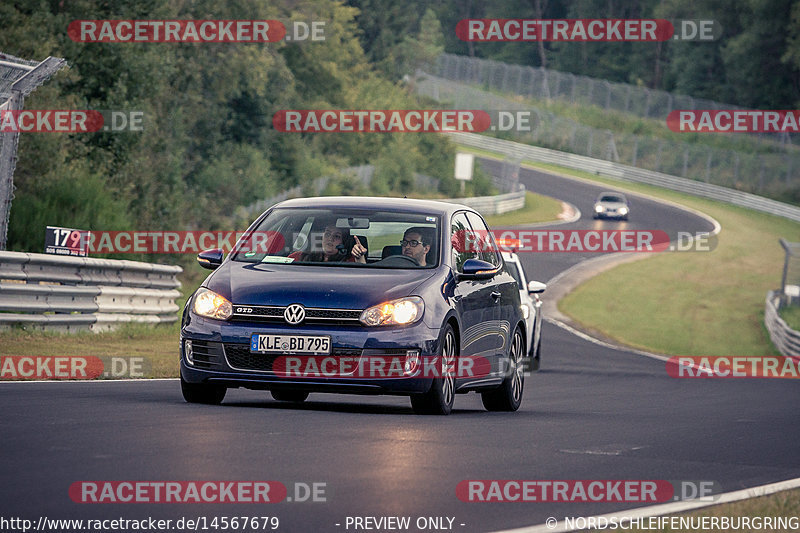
489, 476, 800, 533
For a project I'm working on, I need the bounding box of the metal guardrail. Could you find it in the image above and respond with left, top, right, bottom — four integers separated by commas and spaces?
448, 132, 800, 223
448, 131, 800, 357
0, 251, 182, 332
444, 187, 526, 214
765, 291, 800, 358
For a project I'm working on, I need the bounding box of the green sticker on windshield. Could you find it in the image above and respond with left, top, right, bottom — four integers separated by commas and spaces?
260, 256, 294, 264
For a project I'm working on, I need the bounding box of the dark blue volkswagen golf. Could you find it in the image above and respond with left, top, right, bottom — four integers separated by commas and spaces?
180, 197, 528, 414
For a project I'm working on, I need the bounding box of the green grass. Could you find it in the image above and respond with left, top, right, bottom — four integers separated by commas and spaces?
449, 146, 800, 356
485, 191, 564, 226
0, 322, 180, 378
524, 162, 799, 356
484, 84, 797, 156
589, 487, 800, 533
780, 305, 800, 331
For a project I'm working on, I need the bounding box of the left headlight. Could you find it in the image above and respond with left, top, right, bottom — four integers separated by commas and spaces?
360, 296, 424, 326
619, 207, 629, 215
192, 287, 233, 320
594, 204, 604, 213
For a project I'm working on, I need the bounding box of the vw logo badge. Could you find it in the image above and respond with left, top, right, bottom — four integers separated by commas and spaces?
284, 304, 306, 325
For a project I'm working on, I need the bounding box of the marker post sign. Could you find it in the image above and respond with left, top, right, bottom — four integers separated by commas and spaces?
45, 226, 90, 257
455, 152, 474, 195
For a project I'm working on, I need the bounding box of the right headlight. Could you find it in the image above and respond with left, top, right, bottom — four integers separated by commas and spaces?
595, 205, 604, 213
360, 296, 424, 326
192, 287, 233, 320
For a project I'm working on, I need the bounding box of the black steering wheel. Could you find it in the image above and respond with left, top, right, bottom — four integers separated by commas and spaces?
375, 254, 420, 267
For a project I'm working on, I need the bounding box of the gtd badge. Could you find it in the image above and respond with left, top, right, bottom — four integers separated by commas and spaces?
284, 304, 306, 325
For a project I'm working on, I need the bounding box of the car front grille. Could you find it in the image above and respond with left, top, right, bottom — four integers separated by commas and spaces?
223, 343, 363, 373
230, 305, 362, 325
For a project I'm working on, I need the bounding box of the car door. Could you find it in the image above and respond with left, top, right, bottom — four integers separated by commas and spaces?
450, 212, 492, 355
450, 212, 503, 384
465, 212, 518, 364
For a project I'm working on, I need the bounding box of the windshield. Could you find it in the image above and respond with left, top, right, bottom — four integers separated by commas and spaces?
599, 195, 625, 203
231, 207, 440, 268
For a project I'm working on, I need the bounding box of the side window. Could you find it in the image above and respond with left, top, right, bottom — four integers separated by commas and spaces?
466, 212, 501, 266
450, 212, 477, 273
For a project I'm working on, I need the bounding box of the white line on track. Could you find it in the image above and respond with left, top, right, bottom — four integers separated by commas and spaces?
489, 476, 800, 533
0, 378, 179, 384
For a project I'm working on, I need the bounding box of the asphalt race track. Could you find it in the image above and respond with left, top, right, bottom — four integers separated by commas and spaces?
1, 163, 798, 533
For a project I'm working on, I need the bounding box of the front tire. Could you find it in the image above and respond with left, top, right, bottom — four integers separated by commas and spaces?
181, 375, 226, 405
411, 324, 456, 415
482, 327, 524, 412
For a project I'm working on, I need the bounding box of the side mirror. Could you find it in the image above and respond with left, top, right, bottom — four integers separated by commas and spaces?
197, 248, 224, 270
527, 281, 547, 294
458, 258, 499, 280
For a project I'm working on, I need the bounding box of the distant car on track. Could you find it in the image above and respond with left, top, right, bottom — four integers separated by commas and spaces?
593, 192, 630, 220
501, 251, 546, 371
180, 196, 529, 415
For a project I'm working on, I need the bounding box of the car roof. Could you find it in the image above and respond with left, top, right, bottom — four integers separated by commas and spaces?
272, 196, 476, 217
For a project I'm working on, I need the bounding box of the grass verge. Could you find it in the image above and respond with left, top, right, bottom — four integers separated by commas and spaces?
458, 146, 800, 356
538, 160, 799, 356
485, 191, 565, 226
586, 487, 800, 532
779, 305, 800, 331
0, 322, 180, 378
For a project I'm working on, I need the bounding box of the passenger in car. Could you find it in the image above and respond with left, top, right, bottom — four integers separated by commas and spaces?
289, 225, 366, 263
401, 227, 433, 266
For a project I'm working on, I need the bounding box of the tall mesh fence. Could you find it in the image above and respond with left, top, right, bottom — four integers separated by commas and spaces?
416, 70, 800, 199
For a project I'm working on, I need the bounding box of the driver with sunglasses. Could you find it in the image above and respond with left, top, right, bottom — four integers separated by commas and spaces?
400, 227, 432, 267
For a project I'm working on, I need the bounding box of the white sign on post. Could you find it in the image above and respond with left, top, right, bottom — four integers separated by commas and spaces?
454, 153, 474, 181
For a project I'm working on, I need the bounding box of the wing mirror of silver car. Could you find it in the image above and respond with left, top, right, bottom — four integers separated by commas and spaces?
527, 281, 547, 294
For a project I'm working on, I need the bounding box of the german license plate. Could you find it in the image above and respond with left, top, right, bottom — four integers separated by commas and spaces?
250, 334, 331, 355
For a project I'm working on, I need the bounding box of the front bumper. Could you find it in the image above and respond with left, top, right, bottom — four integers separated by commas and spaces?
180, 316, 443, 395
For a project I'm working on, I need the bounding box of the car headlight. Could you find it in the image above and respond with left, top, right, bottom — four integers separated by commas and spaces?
192, 287, 233, 320
521, 303, 530, 320
619, 207, 629, 215
360, 296, 424, 326
595, 205, 604, 212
